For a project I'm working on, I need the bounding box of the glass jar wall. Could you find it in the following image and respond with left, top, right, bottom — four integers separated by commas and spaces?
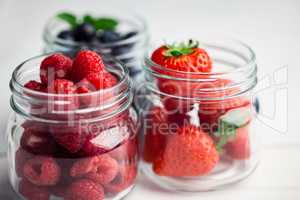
137, 38, 259, 191
7, 53, 138, 200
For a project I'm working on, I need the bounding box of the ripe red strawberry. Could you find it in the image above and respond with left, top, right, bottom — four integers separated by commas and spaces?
40, 53, 73, 85
153, 125, 219, 176
65, 179, 104, 200
225, 124, 251, 160
19, 179, 50, 200
23, 156, 61, 186
70, 154, 119, 184
72, 50, 105, 82
151, 40, 212, 73
143, 107, 169, 163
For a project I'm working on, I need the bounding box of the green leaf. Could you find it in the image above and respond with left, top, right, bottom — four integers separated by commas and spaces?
83, 15, 96, 25
56, 12, 78, 28
220, 107, 251, 128
93, 18, 118, 30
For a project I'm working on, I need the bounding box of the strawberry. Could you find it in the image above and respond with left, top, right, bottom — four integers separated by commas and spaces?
153, 125, 219, 176
71, 50, 105, 82
151, 39, 212, 73
214, 107, 252, 160
225, 124, 251, 160
143, 107, 169, 163
40, 53, 73, 85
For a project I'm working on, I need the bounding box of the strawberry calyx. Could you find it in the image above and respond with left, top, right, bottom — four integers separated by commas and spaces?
163, 39, 199, 57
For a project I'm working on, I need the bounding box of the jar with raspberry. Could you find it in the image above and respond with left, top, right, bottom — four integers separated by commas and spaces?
138, 38, 259, 191
8, 50, 138, 200
43, 11, 149, 83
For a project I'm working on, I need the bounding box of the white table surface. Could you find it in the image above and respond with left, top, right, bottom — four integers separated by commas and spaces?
0, 0, 299, 199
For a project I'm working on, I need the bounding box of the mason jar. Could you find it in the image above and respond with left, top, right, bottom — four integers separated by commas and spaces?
137, 38, 260, 191
43, 13, 149, 83
7, 53, 138, 200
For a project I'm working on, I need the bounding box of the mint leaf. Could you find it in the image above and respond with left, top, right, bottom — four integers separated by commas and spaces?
57, 12, 78, 28
220, 107, 251, 128
93, 18, 118, 30
83, 15, 96, 25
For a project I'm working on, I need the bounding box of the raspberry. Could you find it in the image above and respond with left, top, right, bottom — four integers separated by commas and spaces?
153, 125, 219, 177
15, 148, 33, 177
104, 163, 137, 194
24, 80, 45, 92
20, 125, 57, 155
40, 53, 73, 85
23, 156, 61, 186
70, 155, 119, 184
46, 79, 78, 111
71, 50, 105, 82
65, 179, 104, 200
50, 125, 87, 154
46, 79, 76, 94
19, 179, 50, 200
85, 72, 118, 90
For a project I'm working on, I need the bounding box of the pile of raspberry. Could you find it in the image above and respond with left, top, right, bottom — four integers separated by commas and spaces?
17, 50, 138, 200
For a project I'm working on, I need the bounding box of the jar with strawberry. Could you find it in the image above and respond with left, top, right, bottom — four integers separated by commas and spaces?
138, 38, 259, 191
7, 50, 138, 200
43, 11, 149, 83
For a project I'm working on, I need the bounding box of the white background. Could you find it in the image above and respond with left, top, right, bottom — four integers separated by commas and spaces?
0, 0, 299, 199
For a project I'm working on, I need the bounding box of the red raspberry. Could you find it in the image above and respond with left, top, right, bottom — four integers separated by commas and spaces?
23, 156, 61, 186
15, 148, 33, 177
70, 155, 119, 184
19, 179, 50, 200
153, 125, 219, 176
71, 50, 105, 82
24, 80, 45, 92
50, 125, 87, 154
20, 125, 57, 155
65, 179, 104, 200
85, 72, 118, 90
104, 163, 137, 194
40, 53, 73, 85
46, 79, 76, 94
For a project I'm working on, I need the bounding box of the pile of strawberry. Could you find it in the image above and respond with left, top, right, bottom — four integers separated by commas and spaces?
17, 50, 138, 200
143, 40, 252, 177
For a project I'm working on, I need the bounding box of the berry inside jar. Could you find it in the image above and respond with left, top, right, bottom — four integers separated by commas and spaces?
44, 11, 149, 79
140, 39, 258, 191
9, 50, 138, 200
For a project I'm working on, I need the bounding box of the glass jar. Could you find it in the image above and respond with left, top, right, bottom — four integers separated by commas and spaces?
43, 13, 149, 83
7, 53, 138, 200
138, 38, 259, 191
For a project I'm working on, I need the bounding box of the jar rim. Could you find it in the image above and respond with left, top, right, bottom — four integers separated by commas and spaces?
10, 53, 130, 98
43, 12, 149, 49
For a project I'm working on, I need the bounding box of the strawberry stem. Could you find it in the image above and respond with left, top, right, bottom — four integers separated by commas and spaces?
164, 39, 199, 57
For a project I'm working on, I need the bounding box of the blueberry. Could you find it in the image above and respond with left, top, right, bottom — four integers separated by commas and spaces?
73, 23, 96, 42
112, 45, 133, 56
122, 31, 138, 40
253, 97, 260, 114
57, 30, 74, 40
98, 31, 121, 43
